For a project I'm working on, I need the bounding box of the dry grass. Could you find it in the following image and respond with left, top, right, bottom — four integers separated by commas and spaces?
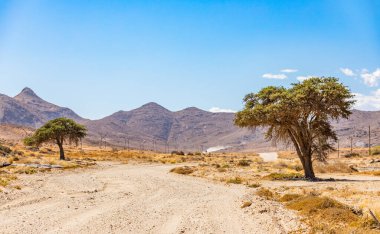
217, 168, 227, 173
256, 187, 276, 200
283, 195, 380, 233
372, 147, 380, 156
286, 195, 347, 214
314, 161, 354, 173
237, 159, 251, 167
0, 174, 17, 187
226, 177, 243, 184
247, 182, 261, 188
170, 166, 196, 175
277, 151, 298, 159
254, 184, 380, 234
279, 193, 302, 202
2, 141, 380, 232
241, 201, 252, 208
263, 172, 304, 181
372, 171, 380, 176
14, 167, 38, 174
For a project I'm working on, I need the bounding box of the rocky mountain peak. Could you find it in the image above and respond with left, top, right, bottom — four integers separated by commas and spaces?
141, 102, 164, 108
14, 87, 42, 102
180, 107, 206, 112
137, 102, 170, 113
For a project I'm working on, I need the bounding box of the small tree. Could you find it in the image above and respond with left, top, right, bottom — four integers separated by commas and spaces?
235, 77, 354, 180
24, 118, 87, 160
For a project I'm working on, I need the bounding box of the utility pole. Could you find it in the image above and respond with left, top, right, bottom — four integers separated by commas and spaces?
121, 137, 126, 150
99, 133, 107, 149
174, 138, 178, 151
369, 125, 371, 156
337, 139, 340, 159
120, 119, 129, 151
350, 137, 353, 154
152, 139, 156, 152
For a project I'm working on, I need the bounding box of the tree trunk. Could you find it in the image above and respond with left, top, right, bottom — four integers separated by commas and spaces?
58, 143, 65, 160
287, 128, 316, 180
303, 154, 315, 180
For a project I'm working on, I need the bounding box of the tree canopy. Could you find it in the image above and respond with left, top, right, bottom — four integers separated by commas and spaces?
24, 118, 87, 160
235, 77, 355, 179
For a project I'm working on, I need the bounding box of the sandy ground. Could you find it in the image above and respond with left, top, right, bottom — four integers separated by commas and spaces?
0, 162, 304, 234
259, 152, 278, 162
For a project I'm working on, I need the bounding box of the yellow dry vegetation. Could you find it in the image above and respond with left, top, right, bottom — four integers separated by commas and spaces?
170, 166, 196, 175
1, 141, 380, 233
284, 195, 380, 233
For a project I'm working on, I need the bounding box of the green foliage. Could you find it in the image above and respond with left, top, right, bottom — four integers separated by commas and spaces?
24, 118, 86, 160
24, 118, 86, 147
235, 77, 354, 178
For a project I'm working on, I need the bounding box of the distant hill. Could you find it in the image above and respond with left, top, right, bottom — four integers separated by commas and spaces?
85, 102, 265, 152
0, 88, 85, 128
332, 110, 380, 148
0, 88, 379, 152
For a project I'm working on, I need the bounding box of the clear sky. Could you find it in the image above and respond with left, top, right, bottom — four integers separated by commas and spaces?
0, 0, 379, 119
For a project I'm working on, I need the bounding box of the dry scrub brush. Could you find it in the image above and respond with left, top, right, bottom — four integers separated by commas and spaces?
255, 186, 380, 233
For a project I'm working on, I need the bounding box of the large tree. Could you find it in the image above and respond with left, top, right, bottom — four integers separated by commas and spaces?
24, 118, 87, 160
235, 77, 354, 180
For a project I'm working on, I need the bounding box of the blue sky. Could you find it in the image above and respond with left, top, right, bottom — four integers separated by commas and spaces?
0, 0, 379, 119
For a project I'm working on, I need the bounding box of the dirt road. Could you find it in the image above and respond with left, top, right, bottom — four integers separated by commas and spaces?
0, 163, 303, 233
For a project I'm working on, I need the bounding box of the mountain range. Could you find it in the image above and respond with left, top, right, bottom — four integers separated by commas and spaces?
0, 88, 85, 128
0, 88, 379, 152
